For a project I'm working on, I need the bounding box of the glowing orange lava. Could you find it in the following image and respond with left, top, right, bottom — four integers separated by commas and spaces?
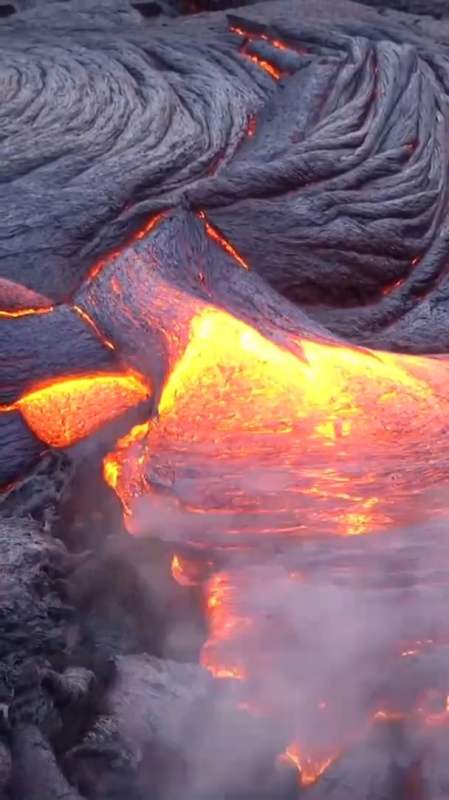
200, 571, 249, 679
171, 552, 213, 586
1, 373, 150, 448
419, 693, 449, 728
103, 421, 150, 514
373, 699, 449, 729
0, 305, 54, 318
87, 211, 166, 283
105, 303, 449, 540
102, 297, 449, 790
171, 553, 202, 587
229, 22, 308, 79
279, 743, 336, 787
72, 305, 116, 351
198, 211, 250, 270
229, 24, 308, 55
244, 52, 283, 80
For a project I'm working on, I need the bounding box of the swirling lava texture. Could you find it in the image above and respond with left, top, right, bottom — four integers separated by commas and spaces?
2, 0, 449, 353
191, 11, 449, 352
0, 0, 266, 301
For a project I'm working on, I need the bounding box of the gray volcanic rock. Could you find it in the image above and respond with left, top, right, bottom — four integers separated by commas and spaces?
65, 654, 212, 799
2, 0, 449, 353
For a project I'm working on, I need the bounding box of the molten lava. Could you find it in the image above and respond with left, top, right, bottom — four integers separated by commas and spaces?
198, 211, 250, 270
279, 743, 336, 787
103, 421, 149, 513
2, 373, 150, 448
171, 552, 212, 587
229, 23, 308, 55
200, 571, 249, 680
102, 290, 449, 789
86, 211, 166, 283
243, 52, 283, 80
229, 22, 308, 80
105, 303, 449, 540
0, 305, 54, 318
72, 305, 116, 351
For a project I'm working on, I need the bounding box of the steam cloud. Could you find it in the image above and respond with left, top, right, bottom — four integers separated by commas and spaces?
128, 468, 449, 799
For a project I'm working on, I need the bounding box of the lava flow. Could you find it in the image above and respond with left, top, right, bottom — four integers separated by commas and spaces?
102, 296, 449, 790
201, 570, 250, 680
170, 552, 211, 587
229, 23, 307, 80
0, 372, 150, 449
230, 24, 285, 80
104, 302, 449, 541
279, 743, 336, 787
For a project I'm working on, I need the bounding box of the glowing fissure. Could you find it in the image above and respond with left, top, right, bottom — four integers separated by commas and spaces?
86, 210, 167, 283
229, 24, 308, 55
197, 211, 250, 270
103, 421, 150, 515
200, 571, 249, 680
0, 305, 54, 318
229, 22, 309, 80
279, 743, 336, 787
72, 304, 116, 351
243, 51, 283, 81
0, 373, 150, 449
171, 552, 211, 587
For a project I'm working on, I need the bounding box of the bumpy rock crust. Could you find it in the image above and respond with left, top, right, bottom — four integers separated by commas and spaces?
2, 0, 449, 350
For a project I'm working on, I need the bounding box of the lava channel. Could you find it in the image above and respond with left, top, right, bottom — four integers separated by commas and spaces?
103, 303, 449, 542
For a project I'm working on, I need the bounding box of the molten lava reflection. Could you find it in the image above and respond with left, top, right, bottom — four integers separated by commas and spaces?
229, 24, 308, 55
13, 373, 150, 448
373, 710, 406, 723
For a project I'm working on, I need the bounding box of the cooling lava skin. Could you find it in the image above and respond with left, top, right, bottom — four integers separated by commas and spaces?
5, 1, 449, 797
2, 0, 449, 483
